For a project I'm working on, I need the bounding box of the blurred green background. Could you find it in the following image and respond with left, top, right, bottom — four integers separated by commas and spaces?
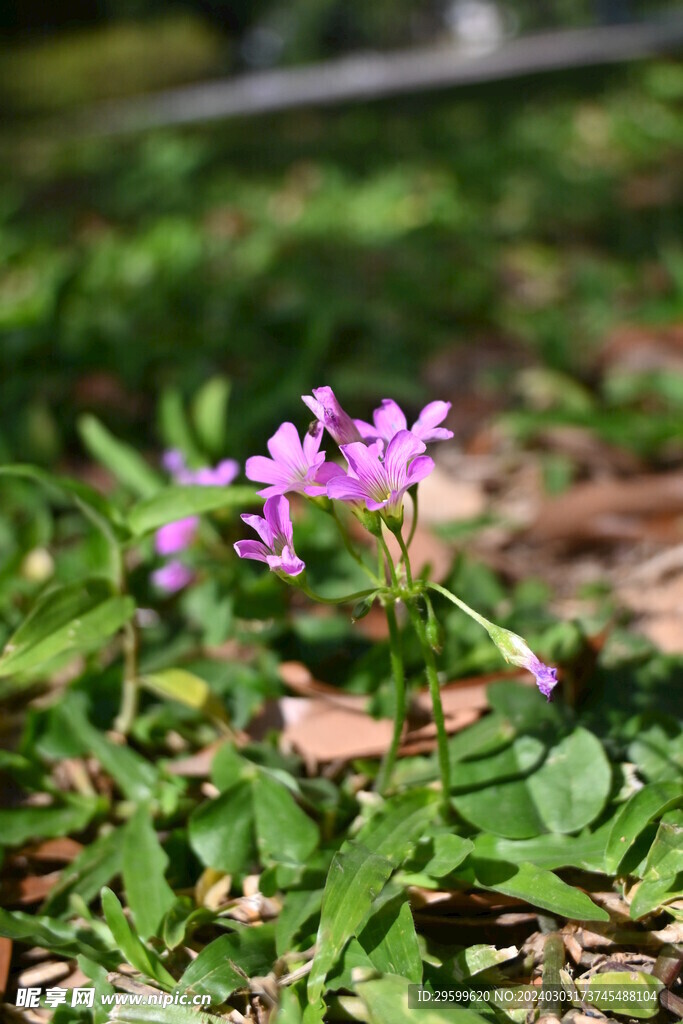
1, 0, 682, 468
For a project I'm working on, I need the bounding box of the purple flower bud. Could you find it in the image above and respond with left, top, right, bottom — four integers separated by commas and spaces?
302, 386, 362, 446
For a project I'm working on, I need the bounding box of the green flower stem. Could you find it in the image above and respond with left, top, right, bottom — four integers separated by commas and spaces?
426, 581, 491, 630
407, 600, 451, 810
375, 600, 407, 795
114, 620, 139, 735
299, 583, 378, 606
393, 526, 413, 588
331, 505, 381, 584
377, 531, 399, 589
405, 485, 419, 552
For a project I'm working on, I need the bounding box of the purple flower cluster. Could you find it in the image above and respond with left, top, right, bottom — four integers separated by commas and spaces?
235, 386, 452, 576
153, 451, 240, 594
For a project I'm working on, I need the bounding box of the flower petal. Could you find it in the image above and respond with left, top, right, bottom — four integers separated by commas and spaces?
412, 401, 453, 442
268, 545, 305, 577
267, 422, 305, 470
327, 474, 371, 504
245, 455, 292, 487
241, 512, 273, 547
302, 386, 361, 445
373, 399, 407, 442
234, 539, 271, 563
152, 561, 194, 592
264, 494, 294, 548
155, 517, 200, 555
405, 454, 435, 488
302, 420, 324, 463
384, 430, 426, 489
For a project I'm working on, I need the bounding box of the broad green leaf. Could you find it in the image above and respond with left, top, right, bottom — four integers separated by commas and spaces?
453, 944, 518, 980
276, 888, 323, 956
123, 807, 176, 939
452, 737, 545, 791
307, 841, 395, 1005
355, 788, 441, 866
79, 415, 162, 497
110, 1005, 219, 1024
423, 834, 474, 878
358, 893, 422, 983
189, 781, 255, 873
527, 728, 611, 833
191, 376, 231, 456
584, 971, 663, 1018
0, 797, 100, 848
0, 465, 124, 581
453, 778, 544, 839
101, 887, 175, 990
159, 387, 204, 465
630, 815, 683, 919
252, 771, 319, 866
468, 859, 609, 921
605, 783, 682, 873
454, 729, 611, 839
358, 974, 487, 1024
179, 925, 275, 1002
142, 668, 229, 723
128, 485, 256, 536
61, 701, 160, 803
0, 580, 134, 679
472, 824, 612, 873
210, 743, 248, 791
628, 724, 683, 784
0, 907, 109, 960
44, 827, 123, 915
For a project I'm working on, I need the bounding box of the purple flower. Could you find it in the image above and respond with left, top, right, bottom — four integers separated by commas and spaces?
152, 560, 194, 593
155, 516, 200, 555
245, 421, 338, 498
192, 459, 240, 487
302, 386, 363, 445
485, 624, 558, 701
327, 430, 434, 517
234, 495, 305, 577
356, 399, 453, 448
162, 449, 187, 476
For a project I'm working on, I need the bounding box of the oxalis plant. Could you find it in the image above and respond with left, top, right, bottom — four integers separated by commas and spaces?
234, 386, 557, 801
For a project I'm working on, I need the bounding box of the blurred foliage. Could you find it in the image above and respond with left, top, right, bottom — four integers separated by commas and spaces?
1, 59, 682, 464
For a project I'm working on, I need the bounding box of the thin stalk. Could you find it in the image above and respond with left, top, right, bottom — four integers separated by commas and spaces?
426, 581, 491, 630
377, 531, 399, 590
375, 600, 407, 795
405, 486, 419, 551
114, 621, 139, 735
331, 505, 380, 584
408, 601, 451, 810
299, 583, 379, 606
394, 528, 413, 588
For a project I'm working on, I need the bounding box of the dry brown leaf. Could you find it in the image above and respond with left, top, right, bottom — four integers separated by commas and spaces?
530, 474, 683, 545
0, 937, 12, 997
1, 872, 61, 906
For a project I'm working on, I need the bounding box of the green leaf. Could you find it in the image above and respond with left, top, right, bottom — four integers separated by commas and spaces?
472, 824, 612, 873
0, 797, 100, 848
159, 387, 204, 466
358, 974, 487, 1024
454, 729, 611, 839
61, 700, 160, 803
110, 1005, 219, 1024
468, 859, 609, 921
628, 724, 683, 784
179, 925, 275, 1002
0, 465, 124, 581
423, 834, 474, 878
307, 841, 395, 1005
0, 580, 134, 680
252, 771, 319, 866
79, 415, 162, 497
0, 907, 107, 959
355, 788, 441, 866
605, 783, 682, 873
101, 887, 176, 990
142, 668, 229, 723
189, 781, 255, 874
453, 778, 544, 839
527, 728, 611, 833
358, 893, 422, 983
191, 376, 231, 457
44, 827, 124, 915
123, 807, 176, 939
630, 815, 683, 919
128, 485, 256, 536
452, 944, 519, 979
584, 971, 663, 1018
276, 889, 323, 956
452, 737, 545, 791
